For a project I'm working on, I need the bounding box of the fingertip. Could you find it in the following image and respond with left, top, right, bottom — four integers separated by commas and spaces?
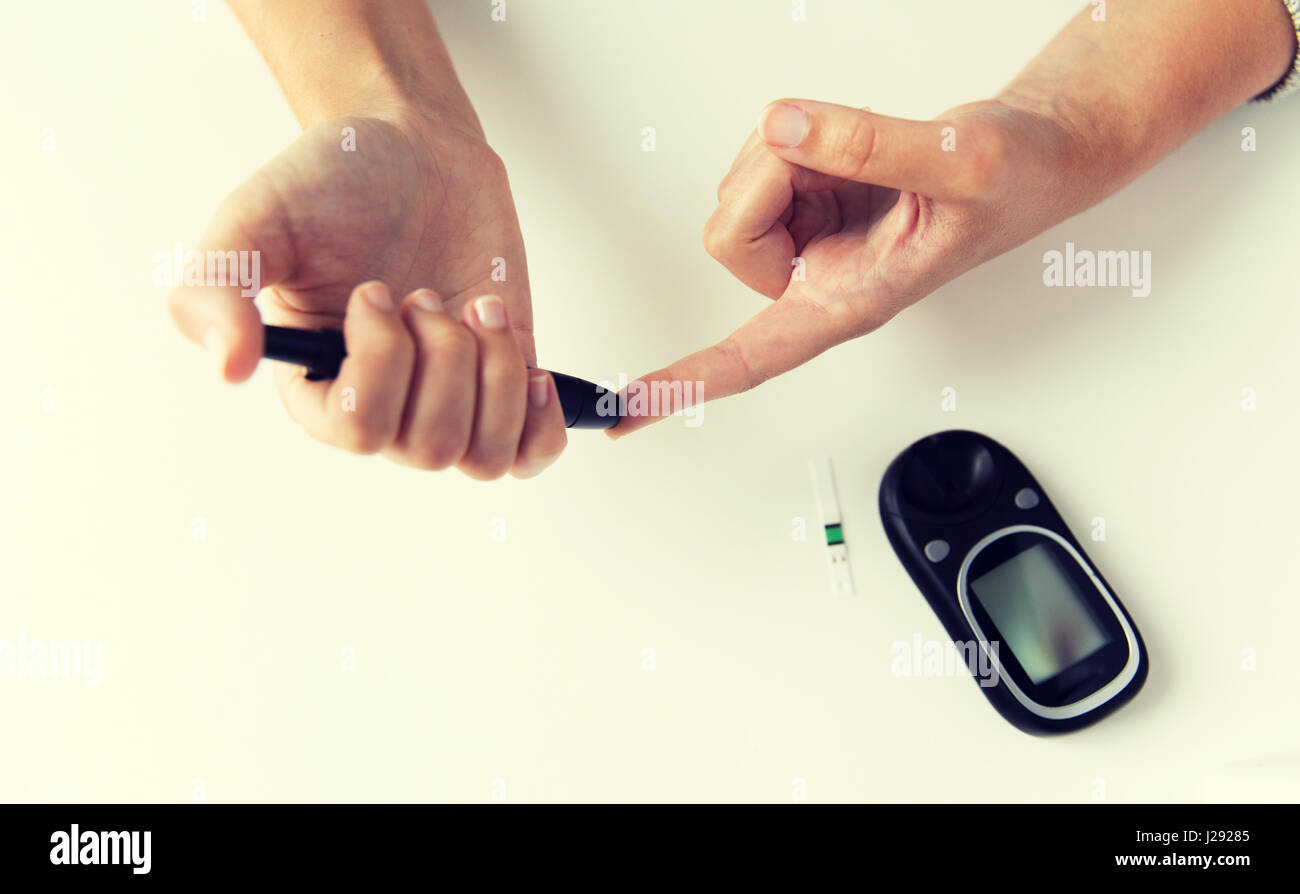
200, 312, 263, 384
759, 100, 810, 149
602, 381, 653, 440
201, 326, 231, 380
170, 282, 264, 383
345, 281, 407, 340
218, 332, 263, 383
511, 372, 569, 479
400, 288, 447, 334
355, 280, 396, 312
604, 413, 651, 440
405, 288, 445, 314
340, 282, 415, 388
465, 294, 509, 332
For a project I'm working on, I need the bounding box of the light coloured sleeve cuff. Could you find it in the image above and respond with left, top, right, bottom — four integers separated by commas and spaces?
1256, 0, 1300, 101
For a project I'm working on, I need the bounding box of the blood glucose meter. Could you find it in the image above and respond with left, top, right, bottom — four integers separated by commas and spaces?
878, 430, 1148, 734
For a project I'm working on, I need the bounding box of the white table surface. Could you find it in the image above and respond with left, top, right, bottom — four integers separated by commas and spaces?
1, 0, 1297, 802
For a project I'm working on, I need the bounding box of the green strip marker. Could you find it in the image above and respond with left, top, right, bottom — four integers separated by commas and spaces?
809, 458, 855, 598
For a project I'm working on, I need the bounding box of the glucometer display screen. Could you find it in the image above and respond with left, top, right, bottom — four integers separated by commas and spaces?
970, 543, 1111, 684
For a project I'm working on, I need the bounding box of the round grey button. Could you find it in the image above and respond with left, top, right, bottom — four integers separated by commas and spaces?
1014, 487, 1040, 509
923, 540, 950, 563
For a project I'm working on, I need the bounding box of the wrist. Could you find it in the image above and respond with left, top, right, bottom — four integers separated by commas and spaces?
993, 0, 1300, 206
283, 51, 485, 141
992, 84, 1130, 208
329, 87, 486, 144
231, 0, 484, 138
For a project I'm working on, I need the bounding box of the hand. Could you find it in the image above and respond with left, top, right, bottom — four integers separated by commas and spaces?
610, 97, 1091, 437
168, 109, 567, 479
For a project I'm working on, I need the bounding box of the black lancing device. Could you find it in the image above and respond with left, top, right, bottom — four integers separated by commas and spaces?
879, 430, 1147, 735
262, 325, 620, 430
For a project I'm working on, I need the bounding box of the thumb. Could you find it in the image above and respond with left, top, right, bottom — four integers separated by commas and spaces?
166, 192, 288, 383
756, 99, 997, 200
608, 293, 866, 440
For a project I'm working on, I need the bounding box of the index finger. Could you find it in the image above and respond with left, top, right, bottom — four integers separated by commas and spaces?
607, 293, 865, 440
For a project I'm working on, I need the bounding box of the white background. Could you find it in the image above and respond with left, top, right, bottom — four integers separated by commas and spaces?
1, 0, 1297, 802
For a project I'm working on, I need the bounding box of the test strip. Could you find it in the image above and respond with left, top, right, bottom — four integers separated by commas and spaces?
809, 457, 855, 598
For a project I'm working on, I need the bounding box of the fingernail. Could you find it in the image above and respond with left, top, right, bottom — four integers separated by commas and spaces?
474, 295, 507, 330
362, 282, 394, 311
412, 289, 443, 312
759, 102, 809, 148
529, 373, 550, 409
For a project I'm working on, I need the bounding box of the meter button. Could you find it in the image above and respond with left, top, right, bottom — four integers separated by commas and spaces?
923, 540, 951, 563
1014, 487, 1040, 510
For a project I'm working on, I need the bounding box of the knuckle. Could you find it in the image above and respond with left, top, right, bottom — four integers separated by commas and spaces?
836, 115, 878, 179
430, 324, 477, 362
459, 450, 514, 482
405, 435, 468, 472
714, 336, 763, 394
336, 429, 388, 456
387, 333, 419, 368
511, 452, 563, 479
716, 173, 734, 202
522, 428, 569, 469
479, 147, 510, 181
702, 222, 719, 257
411, 313, 475, 362
702, 218, 732, 261
537, 433, 569, 465
364, 318, 413, 353
482, 358, 526, 396
958, 123, 1010, 198
337, 412, 399, 455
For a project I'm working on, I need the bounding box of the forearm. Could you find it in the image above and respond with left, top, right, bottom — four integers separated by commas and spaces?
228, 0, 481, 133
998, 0, 1296, 200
